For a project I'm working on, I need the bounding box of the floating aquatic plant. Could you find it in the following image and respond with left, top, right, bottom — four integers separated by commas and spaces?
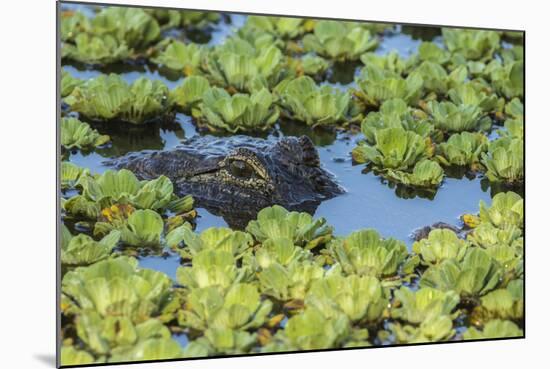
177, 283, 272, 331
355, 64, 423, 107
425, 100, 491, 133
202, 37, 287, 92
352, 127, 432, 171
360, 51, 407, 75
481, 137, 524, 184
166, 226, 254, 259
95, 209, 164, 247
412, 228, 470, 266
274, 76, 357, 127
242, 16, 311, 40
420, 247, 502, 298
176, 250, 250, 290
303, 20, 378, 61
61, 69, 83, 98
305, 273, 388, 323
245, 205, 333, 249
169, 75, 211, 113
61, 162, 90, 190
258, 261, 326, 302
478, 191, 524, 230
442, 29, 500, 61
328, 229, 408, 280
384, 160, 444, 189
391, 287, 460, 324
61, 117, 110, 150
390, 315, 456, 343
463, 319, 523, 339
65, 74, 171, 125
409, 61, 466, 95
471, 279, 523, 324
196, 87, 279, 133
152, 40, 206, 75
359, 98, 433, 145
61, 224, 120, 266
436, 131, 488, 167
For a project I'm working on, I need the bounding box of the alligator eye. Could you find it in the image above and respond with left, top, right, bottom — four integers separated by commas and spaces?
229, 160, 254, 178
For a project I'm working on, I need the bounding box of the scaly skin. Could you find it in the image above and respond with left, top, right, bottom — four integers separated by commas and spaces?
105, 135, 344, 228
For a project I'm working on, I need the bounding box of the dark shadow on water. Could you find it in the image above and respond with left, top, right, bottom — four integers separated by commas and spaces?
328, 61, 362, 85
33, 353, 56, 367
401, 25, 442, 41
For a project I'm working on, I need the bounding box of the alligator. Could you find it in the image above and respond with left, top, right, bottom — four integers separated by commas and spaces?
106, 135, 344, 228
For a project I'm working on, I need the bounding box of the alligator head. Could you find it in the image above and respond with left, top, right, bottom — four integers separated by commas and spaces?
106, 135, 344, 228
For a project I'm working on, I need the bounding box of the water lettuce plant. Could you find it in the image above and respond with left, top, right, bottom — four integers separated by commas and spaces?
305, 273, 388, 323
61, 69, 83, 98
420, 247, 502, 298
62, 257, 173, 321
245, 238, 313, 269
274, 76, 356, 127
441, 29, 500, 61
169, 75, 211, 113
391, 287, 460, 324
242, 16, 311, 40
95, 209, 164, 247
436, 131, 488, 168
265, 307, 351, 350
64, 74, 171, 125
359, 98, 433, 145
303, 20, 378, 61
412, 228, 470, 266
352, 127, 432, 171
166, 226, 254, 259
61, 8, 161, 65
355, 65, 423, 107
202, 38, 287, 92
472, 279, 523, 323
147, 9, 220, 30
152, 40, 206, 75
447, 83, 502, 114
328, 229, 408, 280
196, 87, 279, 133
61, 224, 120, 266
245, 205, 333, 249
384, 160, 444, 189
63, 168, 194, 221
409, 61, 466, 95
258, 261, 325, 302
298, 55, 330, 78
177, 283, 272, 331
463, 319, 523, 339
176, 250, 250, 290
481, 137, 524, 184
425, 100, 492, 133
61, 162, 90, 190
390, 315, 456, 343
360, 51, 407, 76
478, 191, 524, 230
61, 117, 110, 150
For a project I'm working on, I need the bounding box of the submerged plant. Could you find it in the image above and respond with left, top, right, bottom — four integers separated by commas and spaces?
274, 76, 356, 127
65, 74, 171, 125
481, 137, 524, 184
303, 20, 378, 61
61, 117, 110, 150
245, 205, 333, 249
196, 87, 279, 133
